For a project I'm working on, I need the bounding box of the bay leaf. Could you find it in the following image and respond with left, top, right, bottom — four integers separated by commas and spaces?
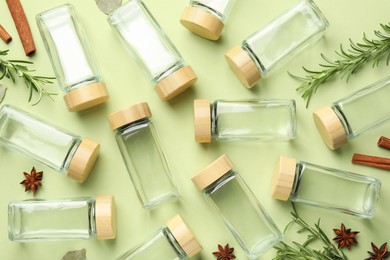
95, 0, 122, 15
62, 249, 86, 260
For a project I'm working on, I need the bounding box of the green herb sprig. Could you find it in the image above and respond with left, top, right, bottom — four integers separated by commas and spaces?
291, 23, 390, 107
0, 49, 56, 105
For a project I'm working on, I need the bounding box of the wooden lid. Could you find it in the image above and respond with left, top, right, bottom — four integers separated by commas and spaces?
68, 138, 100, 183
95, 195, 117, 240
180, 6, 224, 41
313, 106, 348, 150
155, 66, 197, 101
64, 82, 109, 112
107, 102, 151, 131
224, 46, 261, 88
166, 214, 202, 257
194, 99, 211, 143
271, 156, 296, 201
192, 154, 233, 191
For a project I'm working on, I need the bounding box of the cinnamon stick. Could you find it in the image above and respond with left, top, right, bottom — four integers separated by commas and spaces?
377, 136, 390, 150
352, 153, 390, 171
6, 0, 36, 56
0, 24, 12, 43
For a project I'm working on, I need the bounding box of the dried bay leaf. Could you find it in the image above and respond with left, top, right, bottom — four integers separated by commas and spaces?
95, 0, 122, 14
0, 84, 7, 104
62, 249, 86, 260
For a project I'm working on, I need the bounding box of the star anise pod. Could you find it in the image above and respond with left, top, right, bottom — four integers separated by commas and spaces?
212, 243, 236, 260
20, 167, 43, 194
333, 223, 359, 250
365, 242, 390, 260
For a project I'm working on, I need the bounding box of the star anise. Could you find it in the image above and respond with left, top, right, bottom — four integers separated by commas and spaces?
212, 243, 236, 260
365, 242, 390, 260
20, 167, 43, 194
333, 223, 359, 250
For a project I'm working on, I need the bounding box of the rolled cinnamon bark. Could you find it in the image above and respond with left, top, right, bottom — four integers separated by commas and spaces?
0, 24, 12, 43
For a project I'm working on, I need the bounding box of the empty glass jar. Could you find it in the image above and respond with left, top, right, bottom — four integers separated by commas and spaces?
225, 0, 328, 88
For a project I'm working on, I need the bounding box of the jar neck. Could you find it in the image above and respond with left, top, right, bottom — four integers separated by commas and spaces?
203, 170, 236, 195
331, 105, 352, 138
163, 227, 187, 258
290, 162, 302, 199
89, 199, 97, 237
115, 117, 151, 134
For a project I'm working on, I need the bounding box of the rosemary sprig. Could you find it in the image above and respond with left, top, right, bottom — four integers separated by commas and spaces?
291, 23, 390, 107
0, 49, 56, 105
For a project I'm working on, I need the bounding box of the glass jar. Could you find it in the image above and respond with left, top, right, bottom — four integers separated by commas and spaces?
313, 76, 390, 150
194, 99, 296, 143
117, 214, 202, 259
180, 0, 236, 40
8, 195, 116, 241
225, 0, 328, 88
272, 156, 381, 218
107, 102, 179, 208
192, 154, 281, 258
0, 105, 100, 183
108, 0, 197, 101
36, 4, 109, 112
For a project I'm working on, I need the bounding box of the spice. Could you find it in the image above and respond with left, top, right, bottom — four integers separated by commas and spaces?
365, 242, 390, 260
333, 223, 359, 250
212, 244, 236, 260
0, 24, 12, 43
0, 84, 7, 103
62, 249, 86, 260
352, 153, 390, 171
20, 167, 43, 194
378, 136, 390, 150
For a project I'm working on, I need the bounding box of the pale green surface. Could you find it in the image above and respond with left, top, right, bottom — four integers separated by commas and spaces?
0, 0, 389, 259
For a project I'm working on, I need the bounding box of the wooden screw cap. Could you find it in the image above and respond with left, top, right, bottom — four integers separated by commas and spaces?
68, 138, 100, 183
313, 106, 348, 150
194, 99, 211, 143
271, 156, 297, 201
155, 66, 197, 101
64, 82, 109, 112
180, 6, 224, 41
225, 46, 261, 88
166, 214, 202, 257
95, 195, 117, 240
192, 154, 233, 191
107, 102, 151, 131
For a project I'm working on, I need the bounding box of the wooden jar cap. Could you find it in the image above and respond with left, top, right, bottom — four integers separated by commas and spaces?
194, 99, 211, 143
271, 156, 297, 201
155, 66, 197, 101
107, 102, 151, 131
224, 46, 261, 88
166, 214, 202, 257
192, 154, 233, 191
64, 82, 109, 112
68, 138, 100, 183
313, 106, 348, 150
95, 195, 117, 240
180, 6, 224, 41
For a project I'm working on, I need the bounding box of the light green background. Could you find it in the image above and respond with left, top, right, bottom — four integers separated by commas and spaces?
0, 0, 389, 259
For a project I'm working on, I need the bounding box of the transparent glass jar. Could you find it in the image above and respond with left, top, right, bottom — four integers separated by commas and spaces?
192, 154, 282, 258
0, 105, 100, 183
313, 76, 390, 150
107, 102, 179, 208
180, 0, 236, 40
117, 214, 202, 259
225, 0, 328, 88
194, 99, 296, 143
272, 156, 381, 219
108, 0, 197, 101
36, 4, 109, 112
8, 195, 116, 242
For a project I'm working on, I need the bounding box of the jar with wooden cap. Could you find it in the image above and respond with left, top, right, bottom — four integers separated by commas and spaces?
225, 0, 328, 88
272, 156, 381, 218
313, 76, 390, 150
108, 0, 197, 101
192, 154, 281, 258
194, 99, 296, 143
36, 4, 109, 112
107, 102, 179, 208
180, 0, 236, 40
117, 214, 202, 259
0, 105, 100, 183
8, 195, 116, 241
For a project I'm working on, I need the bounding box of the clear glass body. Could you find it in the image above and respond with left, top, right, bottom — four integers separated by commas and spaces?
212, 99, 296, 141
291, 161, 381, 218
108, 0, 184, 84
0, 105, 81, 173
204, 170, 281, 258
115, 118, 179, 208
243, 0, 328, 76
36, 4, 100, 92
190, 0, 235, 21
117, 227, 186, 260
332, 76, 390, 140
8, 197, 96, 241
